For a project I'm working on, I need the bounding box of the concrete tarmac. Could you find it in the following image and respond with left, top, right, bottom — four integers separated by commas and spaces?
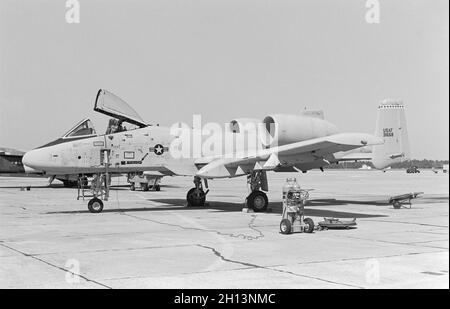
0, 170, 448, 289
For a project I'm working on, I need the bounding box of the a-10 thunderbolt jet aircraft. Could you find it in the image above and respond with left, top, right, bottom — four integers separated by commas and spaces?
22, 89, 410, 213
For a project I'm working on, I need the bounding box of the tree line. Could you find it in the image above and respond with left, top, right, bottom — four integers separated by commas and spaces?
325, 159, 449, 169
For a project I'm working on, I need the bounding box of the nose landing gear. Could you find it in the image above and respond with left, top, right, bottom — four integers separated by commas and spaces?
87, 197, 104, 213
77, 149, 111, 214
78, 173, 110, 213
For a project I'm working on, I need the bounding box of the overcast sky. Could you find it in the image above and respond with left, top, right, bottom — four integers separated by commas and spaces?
0, 0, 448, 159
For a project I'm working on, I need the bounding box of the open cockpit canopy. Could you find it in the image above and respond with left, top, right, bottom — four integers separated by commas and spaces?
94, 89, 147, 128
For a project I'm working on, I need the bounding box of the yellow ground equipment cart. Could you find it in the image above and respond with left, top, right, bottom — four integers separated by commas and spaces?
279, 178, 315, 234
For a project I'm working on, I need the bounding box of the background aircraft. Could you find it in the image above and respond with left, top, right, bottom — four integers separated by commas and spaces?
22, 89, 410, 213
0, 147, 89, 187
0, 147, 28, 175
0, 147, 49, 179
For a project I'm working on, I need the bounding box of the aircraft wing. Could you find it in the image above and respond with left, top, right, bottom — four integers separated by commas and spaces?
196, 133, 383, 178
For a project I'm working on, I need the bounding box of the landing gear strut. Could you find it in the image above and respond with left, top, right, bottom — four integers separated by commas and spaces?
78, 173, 109, 213
186, 176, 208, 207
245, 171, 269, 212
77, 149, 111, 213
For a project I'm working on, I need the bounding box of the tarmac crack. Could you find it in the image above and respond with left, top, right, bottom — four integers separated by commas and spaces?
0, 242, 112, 289
27, 243, 197, 257
334, 234, 449, 250
290, 250, 448, 266
363, 219, 448, 229
196, 244, 364, 289
119, 212, 264, 241
112, 187, 265, 240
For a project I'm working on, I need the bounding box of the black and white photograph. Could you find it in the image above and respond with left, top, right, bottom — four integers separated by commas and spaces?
0, 0, 448, 294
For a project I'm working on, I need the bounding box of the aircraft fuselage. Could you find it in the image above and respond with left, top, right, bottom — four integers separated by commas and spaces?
22, 115, 340, 177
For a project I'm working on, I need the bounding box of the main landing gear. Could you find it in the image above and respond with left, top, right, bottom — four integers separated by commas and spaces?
184, 171, 270, 212
245, 171, 269, 212
186, 176, 208, 207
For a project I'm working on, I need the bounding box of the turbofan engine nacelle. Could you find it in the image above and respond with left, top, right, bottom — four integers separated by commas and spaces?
261, 114, 339, 147
228, 118, 261, 133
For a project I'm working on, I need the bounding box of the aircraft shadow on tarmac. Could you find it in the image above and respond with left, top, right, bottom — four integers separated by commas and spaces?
0, 185, 53, 189
0, 184, 181, 190
308, 198, 389, 207
108, 185, 182, 190
46, 198, 388, 218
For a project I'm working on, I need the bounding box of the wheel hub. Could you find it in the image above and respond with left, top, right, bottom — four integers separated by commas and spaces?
187, 188, 205, 206
192, 189, 204, 199
254, 196, 265, 209
92, 202, 101, 210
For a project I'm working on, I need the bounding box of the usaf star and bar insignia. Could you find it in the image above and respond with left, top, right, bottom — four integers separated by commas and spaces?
150, 144, 169, 155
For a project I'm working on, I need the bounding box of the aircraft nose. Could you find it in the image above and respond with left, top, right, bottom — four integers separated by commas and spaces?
22, 148, 49, 170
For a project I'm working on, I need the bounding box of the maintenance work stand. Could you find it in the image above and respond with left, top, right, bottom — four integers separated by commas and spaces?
279, 178, 314, 234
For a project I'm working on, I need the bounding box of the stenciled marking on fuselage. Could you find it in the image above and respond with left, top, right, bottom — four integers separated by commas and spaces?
120, 160, 143, 165
123, 151, 135, 160
383, 128, 394, 137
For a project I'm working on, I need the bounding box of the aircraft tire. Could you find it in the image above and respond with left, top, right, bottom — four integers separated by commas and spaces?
155, 185, 161, 191
186, 188, 206, 207
280, 219, 292, 234
88, 198, 104, 213
130, 183, 135, 191
142, 183, 149, 191
303, 218, 315, 233
247, 191, 268, 212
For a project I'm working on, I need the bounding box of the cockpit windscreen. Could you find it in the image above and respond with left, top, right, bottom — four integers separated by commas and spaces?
63, 119, 97, 138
